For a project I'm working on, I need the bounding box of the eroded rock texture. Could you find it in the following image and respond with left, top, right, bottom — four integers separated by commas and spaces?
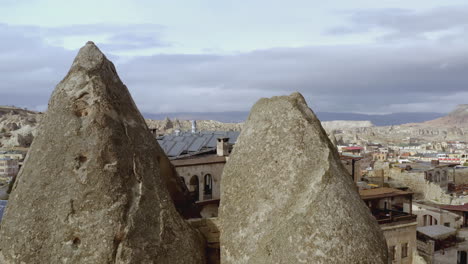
219, 93, 387, 264
0, 42, 205, 264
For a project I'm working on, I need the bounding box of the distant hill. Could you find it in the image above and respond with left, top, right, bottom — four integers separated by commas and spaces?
143, 112, 249, 123
316, 112, 445, 126
0, 106, 39, 117
143, 111, 445, 126
421, 104, 468, 128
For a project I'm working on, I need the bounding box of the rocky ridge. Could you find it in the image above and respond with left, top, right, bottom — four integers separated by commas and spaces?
145, 118, 242, 134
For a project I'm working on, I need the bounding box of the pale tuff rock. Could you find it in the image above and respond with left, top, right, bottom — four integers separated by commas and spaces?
0, 108, 40, 148
0, 42, 205, 263
321, 120, 374, 131
145, 118, 242, 135
219, 92, 387, 264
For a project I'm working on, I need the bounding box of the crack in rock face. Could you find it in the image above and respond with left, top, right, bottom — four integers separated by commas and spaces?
0, 42, 205, 264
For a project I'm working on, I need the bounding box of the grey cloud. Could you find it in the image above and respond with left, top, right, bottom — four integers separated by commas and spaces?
325, 6, 468, 41
1, 23, 468, 115
47, 24, 169, 51
99, 31, 170, 51
3, 23, 168, 52
117, 44, 468, 113
0, 24, 74, 109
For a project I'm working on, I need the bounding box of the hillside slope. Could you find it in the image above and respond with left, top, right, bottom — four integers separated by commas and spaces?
422, 104, 468, 128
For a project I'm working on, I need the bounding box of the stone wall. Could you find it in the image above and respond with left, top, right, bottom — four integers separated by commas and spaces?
412, 202, 463, 229
188, 218, 220, 264
416, 239, 434, 264
381, 220, 417, 264
177, 162, 225, 202
389, 168, 468, 205
454, 168, 468, 184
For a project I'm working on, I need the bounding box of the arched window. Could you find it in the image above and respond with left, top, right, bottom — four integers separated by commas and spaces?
189, 175, 200, 201
204, 174, 213, 199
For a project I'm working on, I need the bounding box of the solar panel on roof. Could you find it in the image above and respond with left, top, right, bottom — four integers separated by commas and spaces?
206, 135, 218, 148
157, 130, 240, 157
162, 141, 176, 153
200, 134, 214, 147
167, 142, 187, 157
182, 136, 197, 146
173, 136, 185, 142
199, 136, 210, 149
188, 137, 206, 152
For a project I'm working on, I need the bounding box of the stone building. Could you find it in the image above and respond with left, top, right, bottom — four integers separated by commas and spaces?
157, 131, 238, 218
439, 204, 468, 228
416, 225, 457, 263
0, 151, 24, 161
340, 154, 363, 182
0, 158, 19, 177
373, 152, 388, 162
412, 202, 463, 229
172, 152, 226, 218
360, 187, 417, 264
342, 146, 364, 155
423, 164, 459, 191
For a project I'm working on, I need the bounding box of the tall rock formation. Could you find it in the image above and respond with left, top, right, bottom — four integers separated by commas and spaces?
0, 42, 205, 264
219, 93, 387, 263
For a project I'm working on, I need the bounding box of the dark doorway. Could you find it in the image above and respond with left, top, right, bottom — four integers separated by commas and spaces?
204, 174, 213, 200
189, 175, 200, 201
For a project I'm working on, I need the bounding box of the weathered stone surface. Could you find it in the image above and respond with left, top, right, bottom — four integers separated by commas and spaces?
219, 93, 387, 263
0, 42, 205, 263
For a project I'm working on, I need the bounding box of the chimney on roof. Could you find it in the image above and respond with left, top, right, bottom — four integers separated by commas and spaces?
217, 137, 229, 156
191, 120, 197, 133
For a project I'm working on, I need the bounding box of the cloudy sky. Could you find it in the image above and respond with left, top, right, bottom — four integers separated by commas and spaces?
1, 0, 468, 114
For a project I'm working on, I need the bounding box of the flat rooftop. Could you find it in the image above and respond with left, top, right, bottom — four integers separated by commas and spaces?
360, 187, 413, 200
417, 225, 456, 240
171, 155, 226, 167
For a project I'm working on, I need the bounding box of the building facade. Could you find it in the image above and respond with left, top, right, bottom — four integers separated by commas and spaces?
412, 202, 463, 229
360, 188, 418, 264
0, 158, 19, 177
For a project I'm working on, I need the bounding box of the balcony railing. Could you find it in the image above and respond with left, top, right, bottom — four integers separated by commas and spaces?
371, 209, 417, 224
